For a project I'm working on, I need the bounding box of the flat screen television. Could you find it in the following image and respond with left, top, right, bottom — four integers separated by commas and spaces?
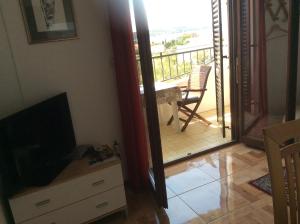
0, 93, 76, 196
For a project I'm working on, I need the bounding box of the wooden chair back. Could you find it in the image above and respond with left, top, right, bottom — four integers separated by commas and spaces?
184, 65, 211, 100
264, 119, 300, 224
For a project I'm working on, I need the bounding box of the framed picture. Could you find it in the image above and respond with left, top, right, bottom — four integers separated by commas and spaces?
20, 0, 77, 44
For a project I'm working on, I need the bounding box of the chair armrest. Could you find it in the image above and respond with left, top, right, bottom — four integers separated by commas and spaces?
185, 88, 207, 92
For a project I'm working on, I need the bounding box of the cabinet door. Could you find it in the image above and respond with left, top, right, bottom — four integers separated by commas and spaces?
21, 187, 126, 224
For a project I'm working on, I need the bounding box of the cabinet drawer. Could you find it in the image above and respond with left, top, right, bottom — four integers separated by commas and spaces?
22, 186, 126, 224
10, 164, 123, 223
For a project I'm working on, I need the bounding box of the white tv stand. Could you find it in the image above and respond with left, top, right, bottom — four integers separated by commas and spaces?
8, 157, 127, 224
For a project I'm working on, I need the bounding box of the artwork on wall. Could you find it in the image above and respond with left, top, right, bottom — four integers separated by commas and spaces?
265, 0, 288, 22
19, 0, 77, 44
265, 0, 288, 39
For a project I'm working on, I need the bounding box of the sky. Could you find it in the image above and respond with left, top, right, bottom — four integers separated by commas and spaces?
130, 0, 213, 31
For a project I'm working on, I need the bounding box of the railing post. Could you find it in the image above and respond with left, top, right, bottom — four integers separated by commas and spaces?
160, 52, 165, 81
138, 46, 213, 82
183, 53, 186, 75
176, 55, 179, 77
153, 59, 157, 80
190, 51, 192, 73
168, 56, 172, 79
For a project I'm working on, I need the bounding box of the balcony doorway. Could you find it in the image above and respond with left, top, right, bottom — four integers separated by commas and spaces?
132, 0, 237, 164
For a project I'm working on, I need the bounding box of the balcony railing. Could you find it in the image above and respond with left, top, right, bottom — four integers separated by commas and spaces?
137, 46, 214, 82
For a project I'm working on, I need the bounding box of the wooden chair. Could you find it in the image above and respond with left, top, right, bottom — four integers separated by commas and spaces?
263, 119, 300, 224
167, 65, 212, 132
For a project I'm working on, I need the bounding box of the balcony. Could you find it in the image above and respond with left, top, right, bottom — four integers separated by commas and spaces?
137, 46, 214, 83
137, 46, 232, 163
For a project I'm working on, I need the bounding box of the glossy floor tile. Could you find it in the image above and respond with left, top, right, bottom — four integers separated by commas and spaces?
179, 180, 250, 223
167, 187, 176, 199
99, 144, 274, 224
165, 197, 204, 224
208, 203, 274, 224
166, 167, 215, 194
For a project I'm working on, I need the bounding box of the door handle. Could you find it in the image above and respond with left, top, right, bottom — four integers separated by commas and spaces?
92, 179, 105, 187
235, 59, 239, 85
35, 199, 51, 207
96, 201, 108, 209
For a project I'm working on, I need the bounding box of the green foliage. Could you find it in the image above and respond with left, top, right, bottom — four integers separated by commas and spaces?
137, 33, 212, 84
163, 33, 192, 50
137, 48, 212, 84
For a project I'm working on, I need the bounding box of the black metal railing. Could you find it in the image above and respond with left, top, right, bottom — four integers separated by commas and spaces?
137, 46, 214, 82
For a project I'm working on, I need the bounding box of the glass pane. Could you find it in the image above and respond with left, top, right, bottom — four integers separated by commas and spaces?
140, 0, 232, 163
242, 0, 288, 140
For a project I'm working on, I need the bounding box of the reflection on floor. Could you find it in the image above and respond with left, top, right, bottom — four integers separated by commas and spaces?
246, 115, 282, 139
161, 108, 232, 163
101, 144, 273, 224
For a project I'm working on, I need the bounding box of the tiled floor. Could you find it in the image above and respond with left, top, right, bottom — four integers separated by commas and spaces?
160, 108, 232, 163
101, 144, 274, 224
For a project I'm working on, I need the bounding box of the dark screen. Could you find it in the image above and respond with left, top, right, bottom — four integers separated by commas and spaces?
0, 93, 76, 194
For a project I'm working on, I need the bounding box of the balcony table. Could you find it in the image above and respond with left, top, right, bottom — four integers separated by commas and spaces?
140, 82, 182, 132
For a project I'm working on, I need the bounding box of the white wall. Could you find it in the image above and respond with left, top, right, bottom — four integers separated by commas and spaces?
0, 7, 23, 119
0, 7, 23, 223
0, 0, 122, 145
0, 0, 122, 222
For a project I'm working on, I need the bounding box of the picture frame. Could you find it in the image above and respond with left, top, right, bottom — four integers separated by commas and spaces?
19, 0, 78, 44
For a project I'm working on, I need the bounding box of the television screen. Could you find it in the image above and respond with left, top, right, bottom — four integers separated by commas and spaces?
0, 93, 76, 195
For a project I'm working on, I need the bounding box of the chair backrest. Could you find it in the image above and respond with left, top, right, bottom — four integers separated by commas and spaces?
188, 65, 212, 91
263, 119, 300, 224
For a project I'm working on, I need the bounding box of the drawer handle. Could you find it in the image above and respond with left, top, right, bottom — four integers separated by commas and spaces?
92, 179, 105, 187
96, 202, 108, 209
35, 199, 51, 207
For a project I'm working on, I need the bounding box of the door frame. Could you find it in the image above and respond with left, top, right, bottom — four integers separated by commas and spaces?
132, 0, 168, 208
133, 0, 240, 168
228, 0, 239, 142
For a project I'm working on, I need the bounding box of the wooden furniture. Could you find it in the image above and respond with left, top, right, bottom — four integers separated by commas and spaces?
140, 82, 182, 132
263, 119, 300, 224
167, 65, 212, 132
8, 157, 126, 224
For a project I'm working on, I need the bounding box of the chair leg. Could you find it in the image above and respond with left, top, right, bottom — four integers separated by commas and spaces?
181, 102, 202, 132
167, 115, 174, 125
179, 109, 190, 117
181, 110, 197, 132
181, 105, 211, 125
197, 115, 212, 125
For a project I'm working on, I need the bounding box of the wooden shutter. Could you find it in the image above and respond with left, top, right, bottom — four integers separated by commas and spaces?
240, 0, 251, 114
238, 0, 253, 135
211, 0, 226, 137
